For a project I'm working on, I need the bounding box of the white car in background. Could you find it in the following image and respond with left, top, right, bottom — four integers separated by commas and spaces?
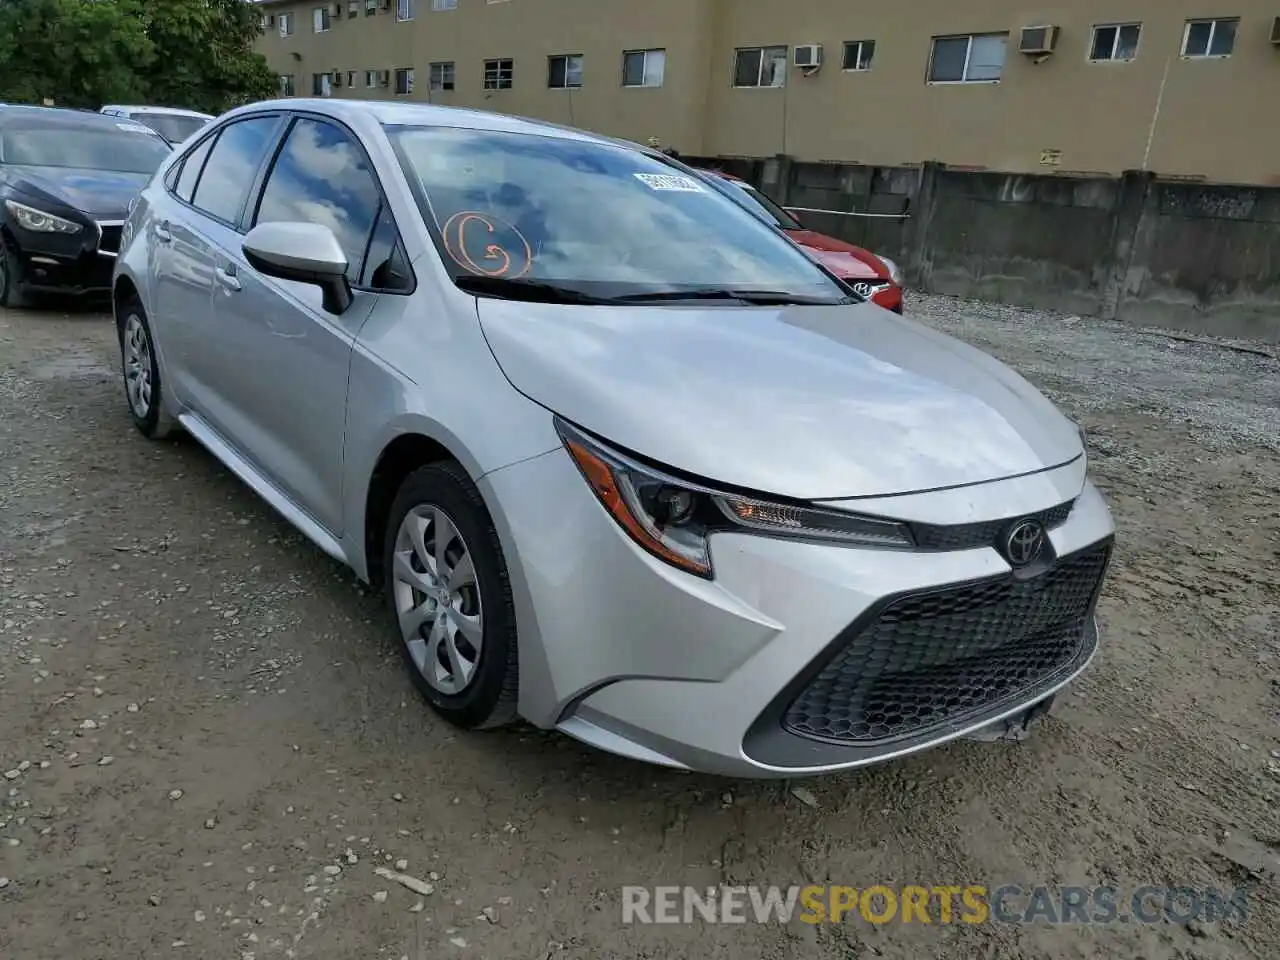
99, 105, 213, 147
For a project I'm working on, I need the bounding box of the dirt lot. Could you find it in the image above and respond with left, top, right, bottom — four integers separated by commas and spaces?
1, 295, 1278, 960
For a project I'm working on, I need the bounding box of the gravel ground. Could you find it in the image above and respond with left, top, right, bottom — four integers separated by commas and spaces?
1, 293, 1278, 960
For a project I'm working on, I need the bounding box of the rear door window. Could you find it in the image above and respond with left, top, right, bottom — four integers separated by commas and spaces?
173, 135, 216, 203
190, 116, 280, 226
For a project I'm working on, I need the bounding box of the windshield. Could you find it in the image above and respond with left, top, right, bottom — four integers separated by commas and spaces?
0, 125, 171, 173
732, 181, 804, 231
388, 125, 848, 303
133, 112, 209, 144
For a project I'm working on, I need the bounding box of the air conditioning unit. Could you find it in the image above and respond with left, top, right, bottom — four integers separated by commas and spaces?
332, 71, 343, 87
266, 14, 276, 26
1019, 25, 1059, 55
378, 70, 391, 86
793, 44, 823, 69
1271, 16, 1280, 44
330, 2, 343, 17
379, 0, 392, 9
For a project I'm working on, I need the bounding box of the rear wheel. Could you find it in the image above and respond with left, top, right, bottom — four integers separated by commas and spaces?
118, 299, 176, 439
384, 461, 519, 729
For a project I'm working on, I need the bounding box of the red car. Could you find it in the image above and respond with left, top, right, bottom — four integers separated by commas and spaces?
694, 168, 904, 314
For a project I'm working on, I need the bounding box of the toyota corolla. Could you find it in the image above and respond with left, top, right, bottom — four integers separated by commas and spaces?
112, 100, 1114, 777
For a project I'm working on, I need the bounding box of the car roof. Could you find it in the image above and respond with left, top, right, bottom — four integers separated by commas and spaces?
224, 98, 638, 149
102, 105, 214, 119
0, 104, 169, 133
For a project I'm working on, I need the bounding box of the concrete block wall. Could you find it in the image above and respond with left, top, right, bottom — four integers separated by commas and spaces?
686, 153, 1280, 343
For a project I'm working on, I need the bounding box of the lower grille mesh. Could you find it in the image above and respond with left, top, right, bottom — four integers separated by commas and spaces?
783, 542, 1111, 745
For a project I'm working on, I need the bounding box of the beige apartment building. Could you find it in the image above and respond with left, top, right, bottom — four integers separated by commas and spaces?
254, 0, 1280, 184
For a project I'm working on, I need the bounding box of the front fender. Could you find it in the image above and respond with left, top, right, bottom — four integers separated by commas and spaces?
338, 316, 561, 581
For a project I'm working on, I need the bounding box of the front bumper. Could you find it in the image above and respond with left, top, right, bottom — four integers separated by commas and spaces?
870, 282, 904, 314
4, 220, 122, 295
481, 447, 1114, 778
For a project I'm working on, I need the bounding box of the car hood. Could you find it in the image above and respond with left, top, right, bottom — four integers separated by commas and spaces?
476, 299, 1083, 500
2, 165, 150, 218
784, 229, 887, 281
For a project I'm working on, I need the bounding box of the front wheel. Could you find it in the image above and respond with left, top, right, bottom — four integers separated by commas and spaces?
384, 461, 519, 729
0, 241, 31, 309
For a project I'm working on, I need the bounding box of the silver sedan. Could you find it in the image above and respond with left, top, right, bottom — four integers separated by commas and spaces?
112, 99, 1115, 777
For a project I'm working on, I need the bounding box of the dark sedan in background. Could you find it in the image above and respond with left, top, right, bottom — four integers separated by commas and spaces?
0, 106, 172, 306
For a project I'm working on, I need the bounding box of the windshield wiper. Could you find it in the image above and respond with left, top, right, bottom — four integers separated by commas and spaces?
454, 274, 614, 305
611, 288, 850, 306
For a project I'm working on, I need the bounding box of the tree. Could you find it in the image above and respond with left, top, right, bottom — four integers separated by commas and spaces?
134, 0, 279, 113
0, 0, 277, 113
0, 0, 153, 108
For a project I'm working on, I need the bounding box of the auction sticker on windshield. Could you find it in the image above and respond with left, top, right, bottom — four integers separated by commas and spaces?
634, 173, 705, 193
116, 122, 155, 135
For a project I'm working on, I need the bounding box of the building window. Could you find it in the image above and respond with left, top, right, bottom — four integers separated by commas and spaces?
312, 7, 330, 32
733, 46, 787, 88
348, 0, 360, 15
1090, 23, 1140, 62
1182, 18, 1238, 58
928, 34, 1007, 83
429, 61, 455, 91
396, 0, 414, 20
365, 69, 378, 87
842, 39, 875, 71
394, 68, 415, 95
432, 0, 456, 9
346, 71, 358, 88
622, 49, 665, 87
484, 58, 514, 89
548, 54, 583, 89
312, 72, 333, 97
278, 74, 296, 97
365, 0, 376, 15
278, 12, 294, 37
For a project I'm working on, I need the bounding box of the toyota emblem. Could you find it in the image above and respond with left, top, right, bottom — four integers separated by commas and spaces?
1004, 520, 1046, 567
852, 281, 872, 297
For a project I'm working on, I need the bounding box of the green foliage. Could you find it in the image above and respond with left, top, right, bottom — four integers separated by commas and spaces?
0, 0, 277, 113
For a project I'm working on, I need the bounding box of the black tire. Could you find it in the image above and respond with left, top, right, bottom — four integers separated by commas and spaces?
116, 297, 177, 440
383, 460, 519, 729
0, 240, 31, 309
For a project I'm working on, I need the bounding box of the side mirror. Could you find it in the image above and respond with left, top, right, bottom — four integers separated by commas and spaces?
243, 221, 352, 314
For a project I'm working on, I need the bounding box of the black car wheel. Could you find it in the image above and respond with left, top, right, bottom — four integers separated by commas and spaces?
0, 240, 30, 309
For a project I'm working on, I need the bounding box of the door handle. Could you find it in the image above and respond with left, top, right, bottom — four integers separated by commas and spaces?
153, 222, 172, 243
214, 264, 241, 292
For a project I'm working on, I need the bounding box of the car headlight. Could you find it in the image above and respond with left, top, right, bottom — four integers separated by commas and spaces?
556, 418, 914, 579
878, 255, 903, 287
4, 199, 82, 235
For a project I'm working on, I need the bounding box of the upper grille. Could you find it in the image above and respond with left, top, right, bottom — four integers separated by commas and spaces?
910, 499, 1074, 552
96, 224, 123, 255
782, 540, 1110, 745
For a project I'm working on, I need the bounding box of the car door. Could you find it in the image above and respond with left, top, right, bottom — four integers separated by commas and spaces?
150, 116, 282, 410
204, 114, 397, 535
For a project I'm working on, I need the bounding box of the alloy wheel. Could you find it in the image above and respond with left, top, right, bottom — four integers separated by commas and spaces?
392, 504, 484, 696
122, 313, 153, 419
